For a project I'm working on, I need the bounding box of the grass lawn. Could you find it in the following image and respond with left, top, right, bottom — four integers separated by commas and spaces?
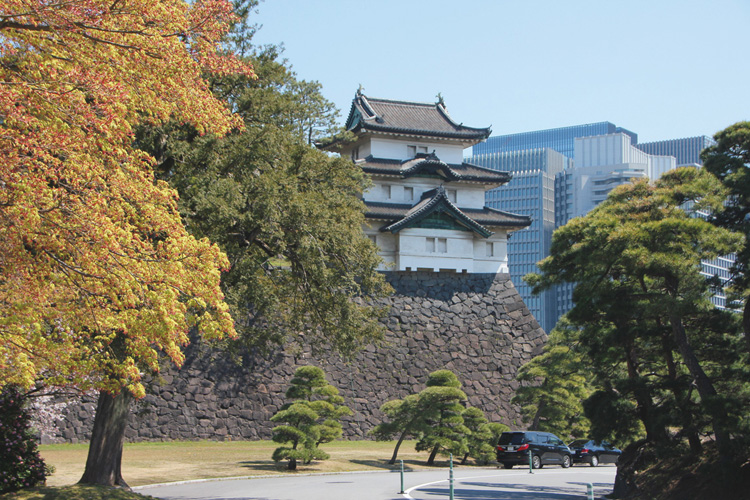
38, 440, 471, 488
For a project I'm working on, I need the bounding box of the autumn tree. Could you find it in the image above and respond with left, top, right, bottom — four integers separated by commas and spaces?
0, 0, 254, 487
270, 366, 351, 470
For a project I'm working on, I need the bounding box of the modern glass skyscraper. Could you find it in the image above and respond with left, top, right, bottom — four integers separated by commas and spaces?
472, 121, 638, 159
469, 148, 569, 333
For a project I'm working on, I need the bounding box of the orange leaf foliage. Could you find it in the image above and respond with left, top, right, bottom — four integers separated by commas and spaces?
0, 0, 254, 397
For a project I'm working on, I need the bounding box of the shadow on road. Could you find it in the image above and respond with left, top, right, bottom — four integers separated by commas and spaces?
414, 481, 612, 500
349, 459, 425, 471
237, 460, 286, 472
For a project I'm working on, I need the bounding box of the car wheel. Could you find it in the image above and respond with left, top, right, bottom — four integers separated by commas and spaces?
562, 455, 571, 468
532, 455, 542, 469
589, 455, 599, 467
503, 463, 514, 469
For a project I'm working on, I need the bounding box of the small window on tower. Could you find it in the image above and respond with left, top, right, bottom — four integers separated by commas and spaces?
486, 242, 494, 257
418, 146, 428, 154
407, 145, 416, 157
404, 187, 414, 201
382, 184, 392, 200
447, 189, 457, 203
426, 237, 448, 253
437, 238, 447, 253
425, 237, 435, 253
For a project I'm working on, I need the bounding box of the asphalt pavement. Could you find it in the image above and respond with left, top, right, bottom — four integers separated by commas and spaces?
136, 465, 617, 500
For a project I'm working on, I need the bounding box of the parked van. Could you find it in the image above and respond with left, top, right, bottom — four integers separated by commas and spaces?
496, 431, 572, 469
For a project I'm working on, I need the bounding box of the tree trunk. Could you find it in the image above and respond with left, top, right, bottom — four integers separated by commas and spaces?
624, 343, 666, 443
78, 390, 133, 488
287, 458, 297, 470
669, 314, 731, 455
660, 327, 702, 454
426, 444, 439, 465
743, 298, 750, 354
388, 429, 409, 465
530, 397, 547, 430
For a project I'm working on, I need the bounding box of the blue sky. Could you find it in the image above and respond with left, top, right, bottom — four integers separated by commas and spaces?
250, 0, 749, 146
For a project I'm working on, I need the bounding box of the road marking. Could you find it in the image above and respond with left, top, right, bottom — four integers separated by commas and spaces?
401, 470, 572, 499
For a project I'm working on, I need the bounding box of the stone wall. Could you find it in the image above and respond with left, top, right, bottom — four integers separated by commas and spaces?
50, 271, 546, 443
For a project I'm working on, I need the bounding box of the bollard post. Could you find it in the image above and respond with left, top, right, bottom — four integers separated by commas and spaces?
449, 453, 454, 500
399, 459, 404, 494
528, 448, 533, 474
587, 482, 594, 500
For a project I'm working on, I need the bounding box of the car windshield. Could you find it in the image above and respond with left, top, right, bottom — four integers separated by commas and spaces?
569, 439, 589, 447
498, 433, 526, 445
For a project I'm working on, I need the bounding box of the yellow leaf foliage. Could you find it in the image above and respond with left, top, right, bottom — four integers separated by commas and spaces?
0, 0, 253, 396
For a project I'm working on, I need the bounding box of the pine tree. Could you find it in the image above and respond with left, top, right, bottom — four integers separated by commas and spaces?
270, 366, 352, 470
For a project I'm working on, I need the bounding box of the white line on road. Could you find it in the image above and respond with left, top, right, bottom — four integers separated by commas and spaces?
402, 469, 614, 499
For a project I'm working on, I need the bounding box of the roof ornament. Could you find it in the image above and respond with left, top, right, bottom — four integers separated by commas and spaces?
357, 84, 365, 96
436, 92, 445, 107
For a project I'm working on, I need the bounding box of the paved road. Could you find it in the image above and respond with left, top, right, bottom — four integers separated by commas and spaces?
136, 465, 617, 500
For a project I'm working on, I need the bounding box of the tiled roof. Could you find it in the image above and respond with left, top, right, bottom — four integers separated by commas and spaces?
365, 187, 530, 237
359, 154, 511, 185
345, 91, 491, 141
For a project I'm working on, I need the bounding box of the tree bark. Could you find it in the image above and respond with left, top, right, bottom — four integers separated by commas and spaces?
660, 328, 702, 454
669, 314, 731, 455
426, 444, 439, 465
743, 298, 750, 354
624, 342, 666, 443
530, 397, 547, 430
78, 390, 133, 488
388, 429, 409, 465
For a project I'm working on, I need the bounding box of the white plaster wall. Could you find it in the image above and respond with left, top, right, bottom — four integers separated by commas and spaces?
395, 228, 475, 272
339, 140, 371, 161
370, 137, 464, 164
364, 226, 398, 271
459, 186, 489, 209
473, 235, 509, 273
364, 179, 487, 209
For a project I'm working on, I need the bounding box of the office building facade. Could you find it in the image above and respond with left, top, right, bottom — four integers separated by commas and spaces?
635, 136, 715, 167
469, 148, 569, 333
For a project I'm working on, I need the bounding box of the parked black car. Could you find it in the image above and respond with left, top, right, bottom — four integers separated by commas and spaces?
568, 439, 621, 466
495, 431, 572, 469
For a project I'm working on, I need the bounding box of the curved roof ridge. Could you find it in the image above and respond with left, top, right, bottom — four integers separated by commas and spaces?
400, 154, 460, 181
435, 102, 493, 133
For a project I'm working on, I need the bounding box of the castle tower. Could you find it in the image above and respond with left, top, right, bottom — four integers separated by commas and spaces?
332, 90, 531, 273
